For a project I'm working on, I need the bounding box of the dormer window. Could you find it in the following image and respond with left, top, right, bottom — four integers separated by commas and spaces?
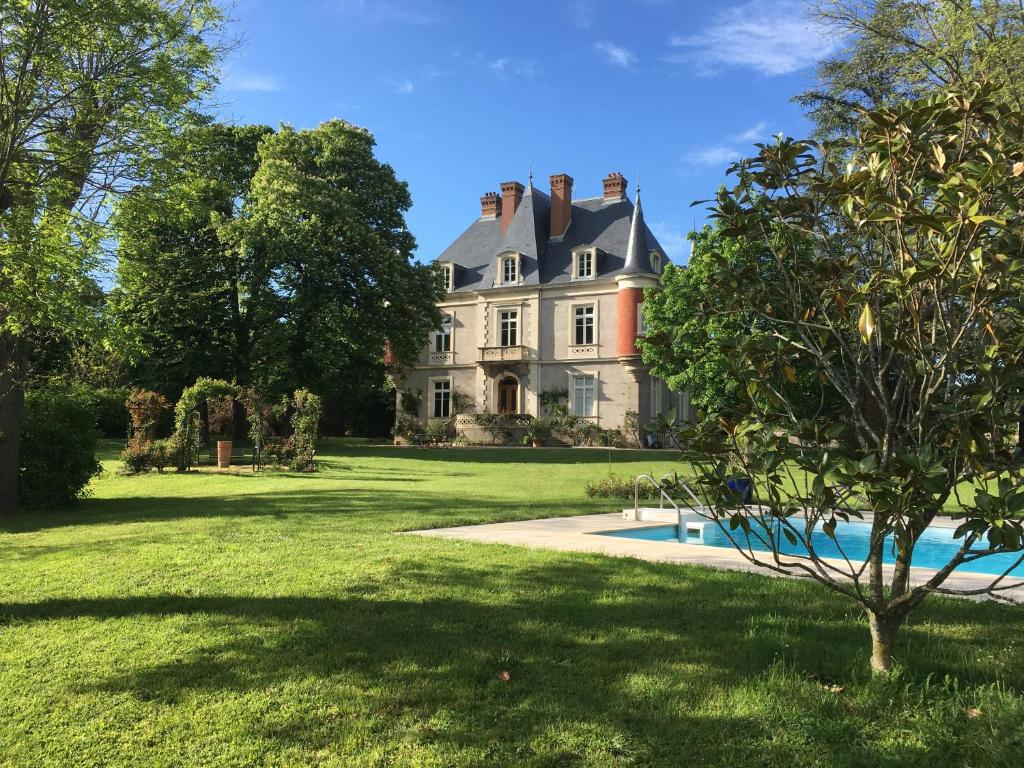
572, 248, 597, 281
440, 263, 454, 293
650, 251, 662, 273
503, 255, 517, 284
497, 252, 521, 286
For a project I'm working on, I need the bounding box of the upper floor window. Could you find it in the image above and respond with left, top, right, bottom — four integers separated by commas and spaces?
502, 255, 518, 284
637, 303, 647, 337
577, 250, 592, 278
650, 252, 662, 273
573, 375, 595, 416
433, 379, 451, 418
434, 316, 452, 353
572, 248, 596, 281
574, 305, 594, 345
500, 309, 519, 347
441, 264, 454, 292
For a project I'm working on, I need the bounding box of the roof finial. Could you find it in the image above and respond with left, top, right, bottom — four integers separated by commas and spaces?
528, 159, 533, 187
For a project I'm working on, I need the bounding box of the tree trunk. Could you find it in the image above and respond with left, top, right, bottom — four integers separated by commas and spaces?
867, 610, 903, 674
0, 332, 28, 514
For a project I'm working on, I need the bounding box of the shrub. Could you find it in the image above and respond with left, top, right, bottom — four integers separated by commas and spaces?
426, 418, 451, 440
596, 428, 626, 448
262, 437, 296, 467
393, 414, 423, 439
571, 419, 601, 447
584, 475, 658, 500
19, 386, 101, 509
290, 388, 322, 471
468, 413, 532, 445
119, 437, 177, 474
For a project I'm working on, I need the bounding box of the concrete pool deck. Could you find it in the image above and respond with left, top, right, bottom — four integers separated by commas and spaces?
410, 512, 1024, 601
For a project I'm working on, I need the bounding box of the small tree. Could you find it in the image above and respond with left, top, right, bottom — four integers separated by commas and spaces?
657, 83, 1024, 673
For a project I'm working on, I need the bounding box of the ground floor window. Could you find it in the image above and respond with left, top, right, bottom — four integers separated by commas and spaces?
433, 380, 451, 418
573, 375, 595, 416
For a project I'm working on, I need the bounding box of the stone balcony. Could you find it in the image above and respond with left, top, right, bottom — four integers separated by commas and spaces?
477, 345, 529, 363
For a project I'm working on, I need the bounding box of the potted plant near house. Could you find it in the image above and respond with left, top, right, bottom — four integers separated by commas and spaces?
522, 418, 552, 448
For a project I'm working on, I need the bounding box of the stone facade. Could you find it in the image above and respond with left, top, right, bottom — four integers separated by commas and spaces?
394, 171, 693, 441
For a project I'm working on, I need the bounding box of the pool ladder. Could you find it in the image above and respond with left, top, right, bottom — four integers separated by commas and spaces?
632, 474, 709, 543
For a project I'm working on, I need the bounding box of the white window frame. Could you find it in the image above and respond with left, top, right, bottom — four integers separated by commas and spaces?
438, 261, 454, 293
637, 302, 647, 337
571, 248, 597, 281
497, 252, 521, 286
499, 308, 519, 347
571, 373, 596, 418
573, 305, 595, 346
434, 315, 452, 353
430, 377, 452, 418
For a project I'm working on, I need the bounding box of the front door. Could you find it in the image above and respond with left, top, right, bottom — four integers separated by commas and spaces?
497, 377, 518, 414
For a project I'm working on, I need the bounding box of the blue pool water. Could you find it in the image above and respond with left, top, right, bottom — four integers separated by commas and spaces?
599, 520, 1024, 578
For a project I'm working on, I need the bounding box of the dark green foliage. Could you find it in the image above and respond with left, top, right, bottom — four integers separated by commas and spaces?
18, 387, 100, 508
584, 474, 658, 500
674, 82, 1024, 671
110, 123, 271, 399
119, 437, 176, 475
289, 389, 322, 471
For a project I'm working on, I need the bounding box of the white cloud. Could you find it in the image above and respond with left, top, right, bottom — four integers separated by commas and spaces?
486, 57, 539, 79
668, 1, 840, 76
224, 73, 281, 92
650, 222, 691, 264
734, 121, 768, 142
389, 79, 415, 95
685, 145, 742, 167
594, 41, 636, 70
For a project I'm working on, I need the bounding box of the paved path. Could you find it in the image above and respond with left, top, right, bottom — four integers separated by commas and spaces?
410, 512, 1024, 601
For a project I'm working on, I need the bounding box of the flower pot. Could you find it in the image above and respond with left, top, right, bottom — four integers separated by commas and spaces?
532, 439, 543, 448
217, 440, 232, 468
726, 477, 753, 503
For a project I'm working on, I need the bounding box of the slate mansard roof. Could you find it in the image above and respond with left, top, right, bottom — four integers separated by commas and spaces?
436, 182, 664, 292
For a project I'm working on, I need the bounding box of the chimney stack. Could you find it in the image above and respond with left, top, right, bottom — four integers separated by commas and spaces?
480, 191, 501, 219
549, 173, 574, 239
500, 181, 524, 236
603, 172, 627, 201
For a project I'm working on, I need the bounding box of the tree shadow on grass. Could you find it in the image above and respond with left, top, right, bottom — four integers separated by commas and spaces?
2, 553, 1021, 766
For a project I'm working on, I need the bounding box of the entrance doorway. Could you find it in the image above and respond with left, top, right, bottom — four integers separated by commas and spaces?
497, 376, 518, 414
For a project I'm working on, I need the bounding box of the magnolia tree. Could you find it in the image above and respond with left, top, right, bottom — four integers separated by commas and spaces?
654, 83, 1024, 673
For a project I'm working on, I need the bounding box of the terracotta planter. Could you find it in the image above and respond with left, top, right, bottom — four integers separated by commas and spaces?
217, 440, 232, 468
532, 439, 543, 448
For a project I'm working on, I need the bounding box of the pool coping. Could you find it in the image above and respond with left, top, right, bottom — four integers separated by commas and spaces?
409, 512, 1024, 602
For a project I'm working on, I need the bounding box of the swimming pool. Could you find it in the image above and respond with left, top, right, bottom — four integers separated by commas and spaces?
598, 519, 1024, 578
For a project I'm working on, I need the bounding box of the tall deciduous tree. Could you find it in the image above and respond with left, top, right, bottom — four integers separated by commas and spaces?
657, 83, 1024, 673
109, 123, 271, 398
800, 0, 1024, 136
0, 0, 223, 511
240, 120, 441, 403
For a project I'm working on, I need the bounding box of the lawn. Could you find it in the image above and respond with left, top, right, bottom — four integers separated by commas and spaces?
1, 441, 1022, 767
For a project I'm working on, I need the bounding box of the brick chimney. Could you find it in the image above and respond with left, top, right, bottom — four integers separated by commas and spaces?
480, 191, 500, 219
603, 172, 627, 201
549, 173, 573, 239
500, 181, 524, 236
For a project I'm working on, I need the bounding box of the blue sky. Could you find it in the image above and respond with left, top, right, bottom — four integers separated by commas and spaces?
216, 0, 842, 266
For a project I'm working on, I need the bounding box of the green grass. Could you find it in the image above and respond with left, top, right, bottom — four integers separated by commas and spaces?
1, 440, 1022, 767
